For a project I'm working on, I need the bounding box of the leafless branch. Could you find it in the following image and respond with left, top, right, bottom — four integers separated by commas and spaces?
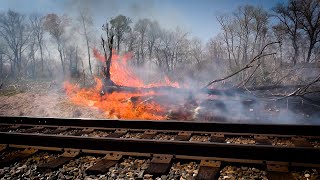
204, 41, 280, 88
236, 63, 261, 88
278, 74, 320, 100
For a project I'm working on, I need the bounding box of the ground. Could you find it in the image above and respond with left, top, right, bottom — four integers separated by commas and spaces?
0, 80, 105, 119
0, 80, 320, 124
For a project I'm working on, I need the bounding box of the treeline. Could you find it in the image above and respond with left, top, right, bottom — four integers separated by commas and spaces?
0, 0, 319, 86
210, 0, 320, 85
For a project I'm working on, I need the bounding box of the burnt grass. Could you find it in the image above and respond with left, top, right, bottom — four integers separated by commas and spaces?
0, 79, 320, 124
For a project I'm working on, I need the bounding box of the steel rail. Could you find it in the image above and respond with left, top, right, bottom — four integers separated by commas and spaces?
0, 116, 320, 136
0, 132, 319, 165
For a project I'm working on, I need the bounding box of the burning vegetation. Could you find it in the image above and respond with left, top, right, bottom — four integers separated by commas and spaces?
1, 0, 320, 123
64, 50, 175, 120
64, 21, 187, 120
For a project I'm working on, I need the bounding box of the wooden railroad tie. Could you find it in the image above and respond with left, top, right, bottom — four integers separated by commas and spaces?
86, 153, 122, 174
254, 135, 272, 145
141, 130, 157, 139
72, 128, 94, 136
0, 144, 7, 153
38, 149, 79, 170
196, 160, 221, 180
46, 126, 69, 134
144, 154, 173, 176
0, 148, 38, 168
106, 129, 128, 138
22, 126, 44, 133
266, 161, 293, 180
291, 137, 313, 148
174, 131, 192, 141
210, 133, 225, 143
7, 124, 21, 131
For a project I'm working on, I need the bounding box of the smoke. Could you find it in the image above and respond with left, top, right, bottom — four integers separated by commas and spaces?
191, 88, 320, 125
1, 0, 319, 124
56, 0, 189, 33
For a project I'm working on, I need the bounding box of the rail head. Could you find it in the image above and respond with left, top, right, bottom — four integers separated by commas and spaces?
0, 116, 320, 136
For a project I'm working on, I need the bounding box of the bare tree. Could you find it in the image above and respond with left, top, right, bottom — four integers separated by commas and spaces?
0, 40, 6, 77
43, 13, 68, 75
28, 33, 37, 78
217, 15, 233, 69
272, 26, 285, 66
0, 10, 31, 77
250, 7, 269, 59
78, 8, 93, 75
190, 37, 204, 69
206, 37, 224, 60
273, 1, 301, 64
216, 5, 270, 84
234, 5, 255, 65
134, 18, 151, 65
29, 13, 45, 73
147, 20, 161, 59
64, 44, 80, 77
110, 15, 132, 54
102, 21, 115, 85
295, 0, 320, 63
154, 28, 189, 72
124, 29, 137, 52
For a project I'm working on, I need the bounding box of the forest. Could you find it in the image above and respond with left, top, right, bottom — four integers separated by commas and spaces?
0, 0, 320, 87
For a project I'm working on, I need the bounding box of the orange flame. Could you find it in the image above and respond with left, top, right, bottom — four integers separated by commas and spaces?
64, 78, 166, 120
64, 49, 182, 120
92, 48, 179, 88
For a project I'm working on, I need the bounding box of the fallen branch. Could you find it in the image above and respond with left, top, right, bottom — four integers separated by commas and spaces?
100, 84, 306, 97
204, 41, 280, 88
242, 84, 304, 91
100, 85, 247, 97
278, 74, 320, 100
236, 63, 261, 88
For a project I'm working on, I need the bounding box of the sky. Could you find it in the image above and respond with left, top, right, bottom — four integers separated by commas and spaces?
0, 0, 287, 43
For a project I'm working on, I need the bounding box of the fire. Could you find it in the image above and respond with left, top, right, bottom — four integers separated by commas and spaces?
93, 48, 179, 88
64, 78, 166, 120
64, 49, 181, 120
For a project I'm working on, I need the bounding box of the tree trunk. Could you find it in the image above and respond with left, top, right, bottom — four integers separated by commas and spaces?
16, 50, 21, 78
117, 36, 120, 54
85, 37, 92, 75
292, 39, 299, 65
32, 53, 36, 79
10, 60, 14, 77
136, 51, 140, 65
69, 49, 72, 73
82, 20, 92, 75
58, 48, 65, 75
279, 43, 283, 67
0, 54, 2, 77
39, 43, 44, 74
75, 47, 78, 71
306, 41, 314, 63
101, 36, 115, 88
225, 37, 233, 70
148, 41, 154, 60
140, 33, 145, 65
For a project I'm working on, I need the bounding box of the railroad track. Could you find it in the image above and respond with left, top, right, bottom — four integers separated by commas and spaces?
0, 116, 319, 179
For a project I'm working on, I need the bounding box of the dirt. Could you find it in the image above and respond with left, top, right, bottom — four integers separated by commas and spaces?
0, 82, 105, 119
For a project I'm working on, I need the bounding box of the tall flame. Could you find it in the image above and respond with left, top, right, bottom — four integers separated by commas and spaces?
64, 49, 180, 120
93, 48, 180, 88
